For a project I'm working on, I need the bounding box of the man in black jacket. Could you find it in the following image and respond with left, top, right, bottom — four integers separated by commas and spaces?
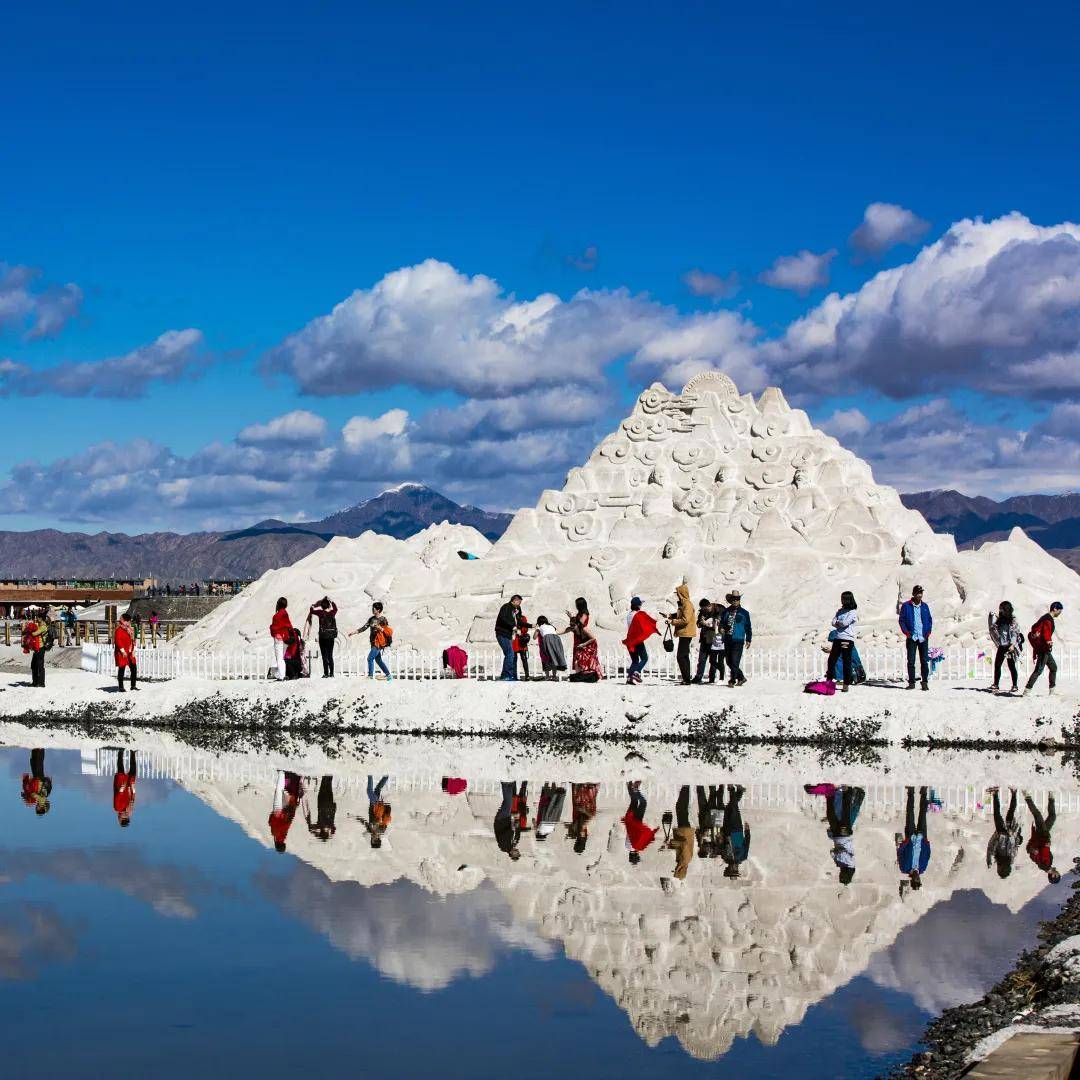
495, 595, 522, 681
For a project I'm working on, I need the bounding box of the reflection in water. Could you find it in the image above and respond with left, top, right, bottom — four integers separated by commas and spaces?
260, 866, 553, 991
0, 739, 1073, 1076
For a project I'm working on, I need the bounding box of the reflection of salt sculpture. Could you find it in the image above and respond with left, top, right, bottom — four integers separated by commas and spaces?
183, 370, 1080, 654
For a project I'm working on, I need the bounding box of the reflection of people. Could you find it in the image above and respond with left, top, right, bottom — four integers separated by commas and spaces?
305, 776, 337, 841
366, 775, 391, 848
268, 771, 303, 852
1024, 793, 1061, 883
569, 782, 598, 854
669, 786, 696, 880
695, 784, 722, 857
806, 783, 864, 884
495, 781, 528, 860
985, 788, 1022, 878
718, 785, 750, 878
534, 783, 566, 841
896, 786, 931, 888
21, 748, 52, 816
113, 749, 137, 827
622, 781, 657, 865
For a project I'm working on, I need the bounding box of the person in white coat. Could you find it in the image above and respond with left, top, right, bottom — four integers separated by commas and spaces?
825, 591, 858, 692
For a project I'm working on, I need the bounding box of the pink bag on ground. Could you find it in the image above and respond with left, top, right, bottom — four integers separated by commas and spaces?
804, 679, 837, 696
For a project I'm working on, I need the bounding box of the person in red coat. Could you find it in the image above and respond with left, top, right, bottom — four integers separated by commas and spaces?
270, 597, 293, 681
622, 597, 658, 685
622, 781, 657, 865
1024, 602, 1063, 696
114, 613, 138, 692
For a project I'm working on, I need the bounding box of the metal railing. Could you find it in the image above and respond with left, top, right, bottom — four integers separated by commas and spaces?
84, 642, 1080, 685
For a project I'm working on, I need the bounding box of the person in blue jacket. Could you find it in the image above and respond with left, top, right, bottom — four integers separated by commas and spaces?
896, 785, 931, 889
720, 591, 752, 687
898, 585, 933, 691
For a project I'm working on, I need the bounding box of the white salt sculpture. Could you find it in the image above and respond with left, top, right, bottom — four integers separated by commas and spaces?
182, 372, 1080, 654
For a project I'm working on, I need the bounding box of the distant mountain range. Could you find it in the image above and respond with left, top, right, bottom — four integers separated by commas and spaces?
901, 490, 1080, 573
0, 484, 513, 581
2, 483, 1076, 582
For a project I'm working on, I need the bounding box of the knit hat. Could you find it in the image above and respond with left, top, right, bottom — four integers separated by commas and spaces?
630, 596, 642, 610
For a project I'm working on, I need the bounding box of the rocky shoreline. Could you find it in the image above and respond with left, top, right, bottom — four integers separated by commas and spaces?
888, 870, 1080, 1078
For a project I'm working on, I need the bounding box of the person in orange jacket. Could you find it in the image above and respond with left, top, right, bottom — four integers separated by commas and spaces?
114, 613, 138, 692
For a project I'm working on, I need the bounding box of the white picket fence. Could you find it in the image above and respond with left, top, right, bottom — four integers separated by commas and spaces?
85, 642, 1080, 685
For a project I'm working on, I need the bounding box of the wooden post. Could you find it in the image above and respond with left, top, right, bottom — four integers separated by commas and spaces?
3, 622, 8, 647
138, 623, 145, 647
92, 622, 98, 643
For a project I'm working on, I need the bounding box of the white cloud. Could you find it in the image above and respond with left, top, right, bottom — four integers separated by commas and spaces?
0, 262, 83, 340
342, 407, 410, 449
682, 267, 740, 299
237, 409, 328, 448
759, 248, 837, 294
263, 258, 673, 399
821, 407, 871, 440
764, 214, 1080, 399
0, 328, 205, 398
850, 202, 931, 255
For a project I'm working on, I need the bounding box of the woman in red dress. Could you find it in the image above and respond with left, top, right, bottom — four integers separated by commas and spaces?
562, 597, 602, 680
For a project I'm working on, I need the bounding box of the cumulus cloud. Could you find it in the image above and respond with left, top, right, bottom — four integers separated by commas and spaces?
262, 258, 674, 399
759, 248, 837, 294
1, 848, 214, 919
0, 328, 206, 399
258, 865, 552, 991
821, 407, 872, 440
237, 410, 328, 449
765, 214, 1080, 400
682, 267, 740, 299
851, 202, 931, 256
342, 408, 409, 450
0, 904, 79, 980
0, 262, 83, 340
817, 396, 1080, 496
565, 244, 599, 271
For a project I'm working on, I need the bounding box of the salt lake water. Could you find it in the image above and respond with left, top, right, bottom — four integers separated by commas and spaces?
0, 732, 1073, 1078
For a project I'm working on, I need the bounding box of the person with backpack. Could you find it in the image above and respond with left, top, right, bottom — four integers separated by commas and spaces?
824, 592, 858, 692
1024, 602, 1063, 696
988, 601, 1024, 694
21, 748, 52, 816
22, 607, 51, 688
896, 785, 931, 889
113, 612, 138, 692
622, 596, 658, 685
717, 785, 751, 879
985, 787, 1022, 878
349, 602, 393, 680
899, 585, 933, 691
720, 591, 752, 686
269, 597, 293, 681
307, 597, 338, 678
366, 775, 391, 848
1024, 792, 1061, 884
61, 605, 77, 646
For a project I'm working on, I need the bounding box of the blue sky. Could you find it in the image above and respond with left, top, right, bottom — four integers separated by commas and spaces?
2, 2, 1079, 532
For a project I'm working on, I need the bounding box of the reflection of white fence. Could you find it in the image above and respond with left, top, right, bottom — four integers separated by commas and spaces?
84, 749, 1080, 816
84, 642, 1080, 684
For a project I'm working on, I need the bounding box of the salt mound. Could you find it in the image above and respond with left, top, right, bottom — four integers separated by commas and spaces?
185, 371, 1080, 653
180, 521, 492, 652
